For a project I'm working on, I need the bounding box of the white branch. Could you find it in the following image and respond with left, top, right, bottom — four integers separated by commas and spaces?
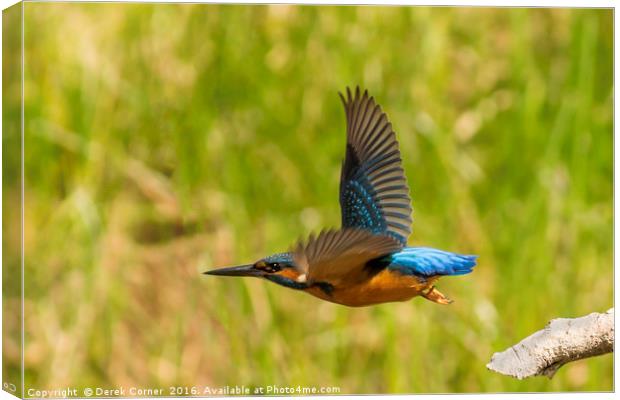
487, 308, 614, 379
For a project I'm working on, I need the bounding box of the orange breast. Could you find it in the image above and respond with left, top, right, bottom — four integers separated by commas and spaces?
304, 269, 438, 307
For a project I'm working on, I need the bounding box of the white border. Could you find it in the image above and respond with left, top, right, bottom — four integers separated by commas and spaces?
0, 1, 615, 400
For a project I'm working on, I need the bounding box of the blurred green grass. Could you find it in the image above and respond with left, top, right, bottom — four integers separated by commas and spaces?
5, 3, 613, 393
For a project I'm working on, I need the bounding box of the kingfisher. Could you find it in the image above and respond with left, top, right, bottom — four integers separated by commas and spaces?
204, 87, 477, 307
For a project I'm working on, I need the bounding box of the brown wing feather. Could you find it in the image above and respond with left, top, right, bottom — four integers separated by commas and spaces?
292, 228, 401, 286
338, 87, 413, 245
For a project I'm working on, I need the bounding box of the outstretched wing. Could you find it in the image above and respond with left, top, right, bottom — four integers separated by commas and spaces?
339, 87, 413, 246
292, 228, 401, 286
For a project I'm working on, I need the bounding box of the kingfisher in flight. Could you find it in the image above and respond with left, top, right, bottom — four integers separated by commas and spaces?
204, 87, 477, 307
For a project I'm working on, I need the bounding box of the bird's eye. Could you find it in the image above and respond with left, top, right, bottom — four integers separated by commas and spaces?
256, 261, 282, 273
267, 263, 281, 272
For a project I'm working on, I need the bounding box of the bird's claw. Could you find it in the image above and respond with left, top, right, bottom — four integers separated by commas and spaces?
421, 286, 453, 305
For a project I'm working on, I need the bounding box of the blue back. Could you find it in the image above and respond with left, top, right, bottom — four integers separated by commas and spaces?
386, 247, 477, 277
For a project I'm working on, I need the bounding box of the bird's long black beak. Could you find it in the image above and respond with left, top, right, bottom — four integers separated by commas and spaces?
203, 264, 263, 277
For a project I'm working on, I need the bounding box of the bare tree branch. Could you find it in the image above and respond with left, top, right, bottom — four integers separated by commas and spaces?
487, 308, 614, 379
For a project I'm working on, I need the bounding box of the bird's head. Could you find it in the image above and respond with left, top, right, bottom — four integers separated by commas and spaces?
203, 252, 309, 290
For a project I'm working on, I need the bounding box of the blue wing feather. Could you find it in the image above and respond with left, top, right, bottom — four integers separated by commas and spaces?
387, 247, 477, 277
339, 87, 413, 245
340, 178, 386, 234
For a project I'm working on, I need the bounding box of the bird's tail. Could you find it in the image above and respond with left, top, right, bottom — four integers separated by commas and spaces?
388, 247, 478, 277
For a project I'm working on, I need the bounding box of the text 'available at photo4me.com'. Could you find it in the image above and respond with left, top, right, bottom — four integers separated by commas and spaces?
24, 385, 343, 397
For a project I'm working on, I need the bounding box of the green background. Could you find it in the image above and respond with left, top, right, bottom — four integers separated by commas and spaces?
6, 3, 614, 394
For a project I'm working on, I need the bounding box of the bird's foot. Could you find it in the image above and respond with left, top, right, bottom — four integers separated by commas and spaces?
421, 286, 453, 305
